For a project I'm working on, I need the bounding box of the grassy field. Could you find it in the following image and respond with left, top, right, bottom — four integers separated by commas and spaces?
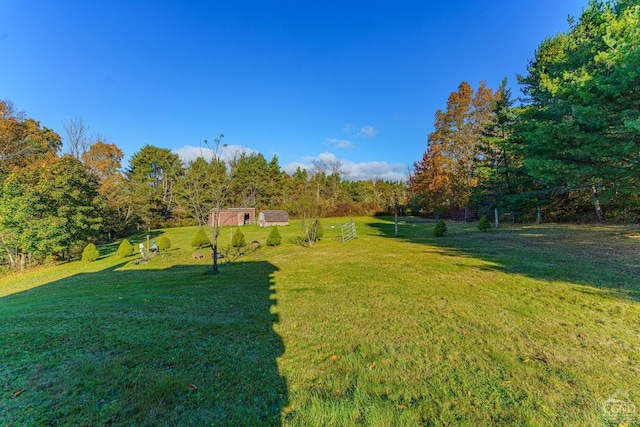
1, 217, 639, 426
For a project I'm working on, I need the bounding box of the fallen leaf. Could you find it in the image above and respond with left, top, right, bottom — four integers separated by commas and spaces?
10, 389, 26, 398
396, 404, 407, 410
368, 361, 376, 370
330, 355, 339, 362
523, 358, 531, 363
187, 384, 198, 391
577, 334, 586, 339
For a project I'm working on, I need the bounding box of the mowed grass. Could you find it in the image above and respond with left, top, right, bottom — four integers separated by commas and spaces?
1, 218, 639, 426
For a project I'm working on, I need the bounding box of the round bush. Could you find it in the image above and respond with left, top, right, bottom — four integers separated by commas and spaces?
433, 219, 447, 237
266, 227, 282, 246
115, 239, 133, 258
81, 243, 99, 262
478, 215, 492, 232
191, 228, 210, 249
157, 236, 171, 251
232, 228, 246, 248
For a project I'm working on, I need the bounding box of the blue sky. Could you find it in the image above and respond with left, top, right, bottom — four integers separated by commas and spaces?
0, 0, 587, 181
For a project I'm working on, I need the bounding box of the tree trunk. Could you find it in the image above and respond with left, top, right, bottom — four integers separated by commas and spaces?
4, 247, 16, 269
394, 212, 398, 237
20, 252, 27, 270
537, 207, 542, 224
591, 184, 605, 224
494, 207, 499, 229
1, 238, 16, 268
212, 244, 219, 273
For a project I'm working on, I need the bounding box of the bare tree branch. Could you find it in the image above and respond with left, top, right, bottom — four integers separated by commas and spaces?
63, 116, 91, 159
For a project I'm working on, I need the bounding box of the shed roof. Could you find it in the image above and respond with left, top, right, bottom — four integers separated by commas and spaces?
211, 208, 255, 212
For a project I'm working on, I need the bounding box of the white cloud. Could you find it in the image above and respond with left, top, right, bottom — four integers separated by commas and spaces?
357, 125, 378, 138
343, 123, 356, 134
174, 144, 407, 182
343, 124, 378, 138
173, 144, 256, 164
326, 137, 355, 149
283, 152, 407, 182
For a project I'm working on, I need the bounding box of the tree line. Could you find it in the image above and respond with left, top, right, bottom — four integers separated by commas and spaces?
410, 0, 639, 224
0, 107, 405, 270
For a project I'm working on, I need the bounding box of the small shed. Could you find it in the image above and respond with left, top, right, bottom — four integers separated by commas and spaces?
258, 210, 289, 227
210, 208, 255, 227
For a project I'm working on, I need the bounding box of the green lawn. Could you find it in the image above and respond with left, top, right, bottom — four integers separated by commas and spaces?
1, 218, 639, 426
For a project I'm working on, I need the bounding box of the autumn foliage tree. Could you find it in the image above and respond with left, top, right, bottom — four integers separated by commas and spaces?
410, 143, 453, 218
81, 141, 138, 238
0, 100, 62, 179
0, 104, 101, 269
411, 81, 496, 219
82, 141, 124, 180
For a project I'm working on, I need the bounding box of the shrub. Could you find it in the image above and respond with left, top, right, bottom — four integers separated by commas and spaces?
191, 228, 210, 249
81, 243, 99, 262
478, 215, 492, 232
313, 220, 324, 240
157, 236, 171, 251
115, 239, 133, 258
266, 227, 282, 246
231, 228, 246, 247
433, 219, 447, 237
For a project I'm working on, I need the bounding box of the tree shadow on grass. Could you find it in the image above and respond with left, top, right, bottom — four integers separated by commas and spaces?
369, 218, 640, 301
0, 260, 287, 426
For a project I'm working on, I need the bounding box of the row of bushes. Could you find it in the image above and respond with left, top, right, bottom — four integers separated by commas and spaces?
81, 236, 172, 262
433, 215, 493, 237
82, 225, 288, 262
192, 226, 284, 249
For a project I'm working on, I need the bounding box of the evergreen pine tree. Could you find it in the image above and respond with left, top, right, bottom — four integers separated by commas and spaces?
478, 215, 491, 232
191, 228, 210, 249
266, 227, 282, 246
433, 219, 447, 237
81, 243, 99, 262
231, 228, 246, 247
115, 239, 133, 257
158, 236, 171, 251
